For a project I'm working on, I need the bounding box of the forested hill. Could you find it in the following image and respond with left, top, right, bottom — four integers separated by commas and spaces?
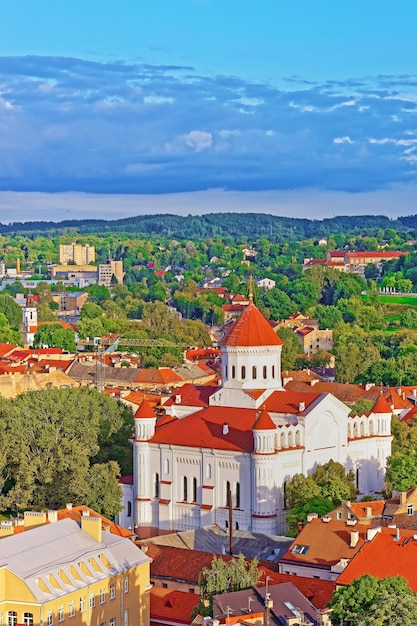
0, 212, 416, 240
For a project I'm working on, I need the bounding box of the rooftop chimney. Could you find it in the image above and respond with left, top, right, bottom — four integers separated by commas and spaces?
81, 515, 102, 544
299, 401, 305, 412
222, 422, 229, 435
350, 530, 359, 548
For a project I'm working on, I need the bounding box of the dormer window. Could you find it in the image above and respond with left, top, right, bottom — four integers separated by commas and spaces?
408, 504, 414, 516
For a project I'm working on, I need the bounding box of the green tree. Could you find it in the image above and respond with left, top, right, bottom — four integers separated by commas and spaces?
0, 313, 22, 345
328, 574, 413, 626
80, 302, 104, 319
286, 497, 334, 537
385, 453, 417, 493
33, 323, 76, 351
0, 293, 22, 327
193, 554, 262, 618
0, 388, 130, 516
277, 327, 302, 371
87, 461, 122, 518
314, 459, 357, 502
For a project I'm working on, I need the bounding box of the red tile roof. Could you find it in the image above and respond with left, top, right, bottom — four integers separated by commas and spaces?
164, 384, 218, 408
0, 343, 18, 357
134, 368, 183, 385
253, 408, 276, 430
134, 399, 156, 419
150, 406, 259, 452
265, 390, 321, 414
372, 394, 393, 414
221, 301, 283, 347
150, 587, 197, 624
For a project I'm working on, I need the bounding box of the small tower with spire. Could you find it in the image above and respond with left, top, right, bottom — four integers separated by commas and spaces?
22, 293, 38, 346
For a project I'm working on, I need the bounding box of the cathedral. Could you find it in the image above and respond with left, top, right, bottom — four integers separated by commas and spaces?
120, 299, 392, 537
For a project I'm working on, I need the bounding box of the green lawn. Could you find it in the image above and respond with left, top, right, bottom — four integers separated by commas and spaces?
378, 295, 417, 305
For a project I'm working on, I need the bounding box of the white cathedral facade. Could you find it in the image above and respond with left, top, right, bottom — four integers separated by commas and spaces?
120, 300, 392, 537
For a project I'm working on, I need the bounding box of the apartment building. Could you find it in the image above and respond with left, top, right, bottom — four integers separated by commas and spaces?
58, 242, 96, 265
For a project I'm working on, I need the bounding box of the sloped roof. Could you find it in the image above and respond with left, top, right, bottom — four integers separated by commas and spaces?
221, 300, 283, 347
134, 399, 156, 419
337, 531, 417, 590
372, 394, 393, 414
280, 519, 369, 569
150, 405, 258, 452
134, 367, 183, 385
265, 390, 322, 414
349, 500, 385, 518
163, 383, 218, 408
150, 587, 197, 624
253, 408, 276, 430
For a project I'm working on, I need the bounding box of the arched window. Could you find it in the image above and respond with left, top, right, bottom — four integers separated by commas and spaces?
236, 482, 240, 508
7, 613, 17, 626
183, 477, 188, 502
283, 481, 288, 508
272, 365, 275, 378
127, 501, 132, 517
225, 365, 228, 379
235, 522, 239, 530
193, 477, 197, 502
154, 473, 159, 498
232, 365, 236, 379
252, 366, 257, 379
241, 365, 246, 379
226, 481, 231, 507
164, 458, 170, 474
23, 615, 33, 626
206, 463, 212, 479
263, 365, 267, 379
225, 520, 229, 528
356, 468, 360, 489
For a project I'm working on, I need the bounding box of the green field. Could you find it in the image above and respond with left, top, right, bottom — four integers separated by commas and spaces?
378, 295, 417, 305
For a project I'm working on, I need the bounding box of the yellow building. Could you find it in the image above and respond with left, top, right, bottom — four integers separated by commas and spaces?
58, 243, 96, 265
0, 516, 150, 626
98, 261, 124, 286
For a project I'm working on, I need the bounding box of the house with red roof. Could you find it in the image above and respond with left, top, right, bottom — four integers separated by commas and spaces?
121, 299, 393, 538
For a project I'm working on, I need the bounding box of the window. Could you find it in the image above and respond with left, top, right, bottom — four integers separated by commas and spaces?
408, 504, 414, 516
124, 610, 128, 626
89, 593, 95, 608
127, 501, 132, 517
100, 588, 106, 604
225, 520, 229, 528
7, 613, 17, 626
164, 458, 169, 474
23, 614, 33, 626
162, 583, 168, 589
154, 473, 159, 498
252, 366, 257, 380
263, 365, 267, 379
241, 365, 246, 379
235, 522, 239, 530
206, 463, 212, 479
183, 476, 188, 501
109, 619, 115, 626
231, 365, 235, 379
193, 477, 197, 503
226, 481, 231, 507
189, 588, 195, 594
110, 584, 116, 600
79, 598, 85, 613
225, 365, 228, 379
69, 602, 75, 618
47, 612, 53, 626
337, 511, 342, 520
272, 365, 275, 378
236, 482, 240, 508
58, 607, 64, 623
124, 578, 129, 594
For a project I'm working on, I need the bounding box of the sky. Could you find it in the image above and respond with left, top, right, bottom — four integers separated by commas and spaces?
1, 0, 417, 223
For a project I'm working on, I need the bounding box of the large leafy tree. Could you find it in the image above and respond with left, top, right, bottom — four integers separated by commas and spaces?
33, 323, 76, 351
0, 387, 131, 517
328, 575, 414, 626
0, 293, 22, 328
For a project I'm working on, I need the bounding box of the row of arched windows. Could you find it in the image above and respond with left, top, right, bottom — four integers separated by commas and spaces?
6, 613, 33, 626
183, 477, 198, 503
227, 365, 276, 380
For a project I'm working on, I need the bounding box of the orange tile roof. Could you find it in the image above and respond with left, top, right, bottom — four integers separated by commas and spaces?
134, 368, 183, 385
401, 406, 417, 424
150, 587, 197, 624
0, 343, 19, 357
349, 500, 385, 518
256, 568, 336, 610
337, 531, 417, 590
57, 505, 134, 538
221, 300, 283, 347
280, 519, 369, 569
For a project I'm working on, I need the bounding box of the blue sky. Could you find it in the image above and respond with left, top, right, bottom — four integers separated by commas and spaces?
1, 0, 417, 221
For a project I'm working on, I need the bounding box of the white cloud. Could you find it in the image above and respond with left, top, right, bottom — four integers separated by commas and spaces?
183, 130, 212, 151
333, 136, 353, 144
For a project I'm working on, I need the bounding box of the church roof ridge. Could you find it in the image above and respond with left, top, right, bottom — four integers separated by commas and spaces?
134, 398, 156, 419
221, 301, 283, 347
